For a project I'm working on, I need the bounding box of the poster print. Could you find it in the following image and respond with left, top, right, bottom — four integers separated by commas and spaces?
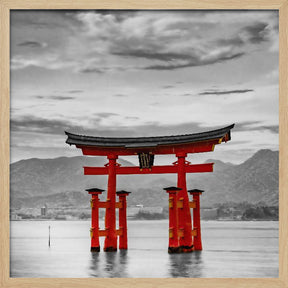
10, 10, 278, 278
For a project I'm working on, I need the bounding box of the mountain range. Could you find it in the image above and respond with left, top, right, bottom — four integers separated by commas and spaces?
10, 149, 278, 209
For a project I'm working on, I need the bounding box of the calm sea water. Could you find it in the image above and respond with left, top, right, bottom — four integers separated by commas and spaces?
10, 220, 278, 278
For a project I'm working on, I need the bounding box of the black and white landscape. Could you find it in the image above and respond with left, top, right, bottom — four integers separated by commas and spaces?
10, 149, 278, 218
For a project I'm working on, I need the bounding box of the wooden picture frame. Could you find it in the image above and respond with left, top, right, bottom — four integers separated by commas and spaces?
1, 0, 287, 287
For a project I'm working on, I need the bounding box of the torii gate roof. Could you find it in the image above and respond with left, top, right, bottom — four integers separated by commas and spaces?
65, 124, 234, 148
65, 124, 234, 156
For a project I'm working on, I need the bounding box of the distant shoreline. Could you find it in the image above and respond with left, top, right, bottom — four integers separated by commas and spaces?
10, 219, 279, 222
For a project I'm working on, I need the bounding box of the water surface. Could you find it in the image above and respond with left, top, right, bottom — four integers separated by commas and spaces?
10, 220, 278, 278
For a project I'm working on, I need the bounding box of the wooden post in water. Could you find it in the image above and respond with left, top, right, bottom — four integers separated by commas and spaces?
48, 225, 50, 247
86, 188, 105, 252
176, 153, 193, 253
116, 190, 131, 250
164, 186, 182, 253
188, 189, 204, 251
104, 155, 118, 252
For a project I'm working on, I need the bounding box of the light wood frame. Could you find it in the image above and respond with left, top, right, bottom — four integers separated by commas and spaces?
1, 1, 287, 287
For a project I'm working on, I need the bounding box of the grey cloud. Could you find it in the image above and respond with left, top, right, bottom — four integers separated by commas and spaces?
11, 11, 277, 74
67, 90, 83, 94
94, 112, 119, 118
96, 122, 231, 137
234, 121, 261, 131
258, 125, 279, 134
235, 121, 278, 134
242, 22, 269, 44
79, 66, 125, 74
11, 10, 77, 29
13, 116, 276, 142
11, 115, 229, 138
50, 96, 75, 100
217, 37, 244, 47
181, 93, 199, 97
113, 94, 127, 97
10, 115, 131, 137
144, 52, 245, 71
125, 116, 139, 120
109, 20, 269, 72
11, 116, 78, 135
199, 89, 254, 95
17, 41, 45, 48
79, 67, 105, 74
216, 22, 270, 47
11, 116, 106, 137
109, 19, 273, 72
112, 50, 192, 62
162, 85, 174, 89
35, 95, 75, 100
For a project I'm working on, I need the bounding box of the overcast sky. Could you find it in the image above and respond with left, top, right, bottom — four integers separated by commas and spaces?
10, 10, 279, 164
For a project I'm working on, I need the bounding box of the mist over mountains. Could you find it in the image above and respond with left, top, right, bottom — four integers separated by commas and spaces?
10, 149, 278, 209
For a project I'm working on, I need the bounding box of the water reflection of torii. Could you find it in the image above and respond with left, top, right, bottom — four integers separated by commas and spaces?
65, 124, 234, 253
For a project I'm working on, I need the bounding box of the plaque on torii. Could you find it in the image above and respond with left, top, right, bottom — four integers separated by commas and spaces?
65, 124, 234, 253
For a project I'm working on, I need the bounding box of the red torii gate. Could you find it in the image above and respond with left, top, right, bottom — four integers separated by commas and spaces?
65, 124, 234, 253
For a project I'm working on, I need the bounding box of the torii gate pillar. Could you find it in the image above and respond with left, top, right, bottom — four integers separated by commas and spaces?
104, 154, 118, 252
176, 152, 193, 252
189, 189, 204, 251
117, 190, 130, 250
164, 186, 181, 253
86, 188, 104, 252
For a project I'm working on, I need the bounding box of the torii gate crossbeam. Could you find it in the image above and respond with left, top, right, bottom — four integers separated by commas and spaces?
84, 163, 214, 175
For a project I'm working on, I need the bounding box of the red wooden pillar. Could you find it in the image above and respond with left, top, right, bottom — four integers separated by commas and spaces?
188, 189, 204, 251
164, 186, 181, 253
116, 190, 130, 250
104, 154, 118, 252
86, 188, 104, 252
176, 152, 193, 252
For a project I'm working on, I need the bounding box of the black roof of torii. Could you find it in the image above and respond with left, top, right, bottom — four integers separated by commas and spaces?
65, 124, 235, 148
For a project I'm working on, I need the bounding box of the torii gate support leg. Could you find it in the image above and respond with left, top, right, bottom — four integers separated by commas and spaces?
89, 192, 101, 252
176, 152, 193, 252
190, 191, 203, 250
104, 155, 118, 251
117, 191, 130, 250
164, 187, 181, 253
